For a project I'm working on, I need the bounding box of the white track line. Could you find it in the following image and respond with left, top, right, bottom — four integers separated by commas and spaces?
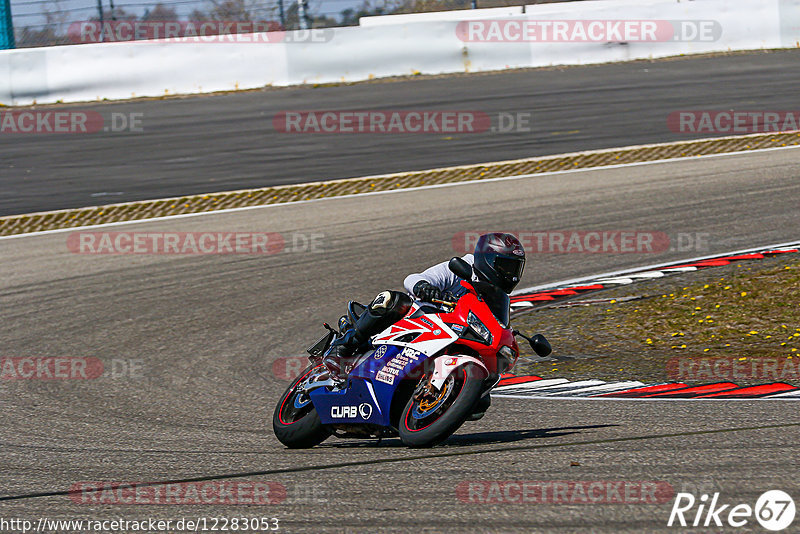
534, 381, 647, 397
492, 378, 569, 391
519, 379, 607, 391
762, 390, 800, 398
3, 144, 800, 241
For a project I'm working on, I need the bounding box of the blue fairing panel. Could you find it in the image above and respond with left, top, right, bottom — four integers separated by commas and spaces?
312, 345, 427, 427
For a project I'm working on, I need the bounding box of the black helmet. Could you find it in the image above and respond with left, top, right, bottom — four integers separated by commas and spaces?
473, 233, 525, 294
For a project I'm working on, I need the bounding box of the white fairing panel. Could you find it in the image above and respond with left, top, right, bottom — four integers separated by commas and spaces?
371, 306, 459, 357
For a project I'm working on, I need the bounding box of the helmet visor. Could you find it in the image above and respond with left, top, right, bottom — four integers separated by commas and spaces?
494, 256, 525, 285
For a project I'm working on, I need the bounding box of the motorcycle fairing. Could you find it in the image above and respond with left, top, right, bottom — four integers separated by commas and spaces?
370, 304, 459, 356
312, 344, 416, 427
311, 374, 387, 425
312, 340, 444, 427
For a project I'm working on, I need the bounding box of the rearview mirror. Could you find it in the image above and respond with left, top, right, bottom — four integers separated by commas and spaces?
448, 257, 473, 280
529, 334, 552, 357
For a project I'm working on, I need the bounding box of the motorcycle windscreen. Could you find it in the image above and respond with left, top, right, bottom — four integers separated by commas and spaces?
472, 281, 511, 328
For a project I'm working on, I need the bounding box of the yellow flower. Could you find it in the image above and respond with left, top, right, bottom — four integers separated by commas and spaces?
703, 348, 710, 352
646, 338, 653, 345
749, 330, 758, 335
724, 286, 731, 289
738, 357, 747, 361
740, 291, 747, 297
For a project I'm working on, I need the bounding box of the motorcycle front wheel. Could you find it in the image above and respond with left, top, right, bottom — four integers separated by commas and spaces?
272, 364, 332, 449
398, 363, 484, 448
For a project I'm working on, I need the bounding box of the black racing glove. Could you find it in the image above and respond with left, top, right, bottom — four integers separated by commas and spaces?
413, 280, 443, 302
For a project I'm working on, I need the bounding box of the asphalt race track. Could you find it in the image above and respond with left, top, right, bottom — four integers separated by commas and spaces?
3, 49, 800, 216
2, 148, 800, 532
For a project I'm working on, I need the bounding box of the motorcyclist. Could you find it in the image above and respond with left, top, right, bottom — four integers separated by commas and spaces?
322, 232, 526, 381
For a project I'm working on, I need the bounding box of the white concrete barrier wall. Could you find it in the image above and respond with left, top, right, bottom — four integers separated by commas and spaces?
359, 6, 523, 27
1, 0, 798, 105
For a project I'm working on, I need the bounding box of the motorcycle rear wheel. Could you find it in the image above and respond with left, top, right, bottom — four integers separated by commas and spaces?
272, 364, 332, 449
398, 363, 483, 448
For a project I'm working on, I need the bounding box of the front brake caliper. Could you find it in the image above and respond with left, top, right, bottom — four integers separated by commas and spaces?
412, 374, 435, 402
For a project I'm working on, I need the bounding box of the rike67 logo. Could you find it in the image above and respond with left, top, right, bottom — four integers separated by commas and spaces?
668, 490, 795, 531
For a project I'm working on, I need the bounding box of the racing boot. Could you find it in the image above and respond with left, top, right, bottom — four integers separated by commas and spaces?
467, 394, 491, 421
323, 291, 412, 381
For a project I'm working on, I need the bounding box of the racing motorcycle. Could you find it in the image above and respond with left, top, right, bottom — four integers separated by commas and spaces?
273, 257, 551, 448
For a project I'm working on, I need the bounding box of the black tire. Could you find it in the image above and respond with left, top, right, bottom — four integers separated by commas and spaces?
272, 364, 332, 449
398, 363, 484, 448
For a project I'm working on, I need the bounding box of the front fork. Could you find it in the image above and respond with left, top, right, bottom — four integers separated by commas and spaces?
411, 355, 491, 402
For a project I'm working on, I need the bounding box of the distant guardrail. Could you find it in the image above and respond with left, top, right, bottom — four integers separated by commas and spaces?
1, 0, 798, 106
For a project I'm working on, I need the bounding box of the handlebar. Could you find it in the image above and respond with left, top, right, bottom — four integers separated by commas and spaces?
429, 298, 457, 310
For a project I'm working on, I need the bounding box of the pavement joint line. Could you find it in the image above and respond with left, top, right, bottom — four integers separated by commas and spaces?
3, 130, 800, 237
1, 421, 797, 502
